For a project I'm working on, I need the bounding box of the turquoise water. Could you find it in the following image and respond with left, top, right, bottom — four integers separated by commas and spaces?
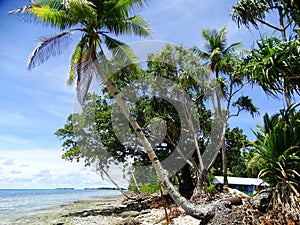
0, 189, 121, 223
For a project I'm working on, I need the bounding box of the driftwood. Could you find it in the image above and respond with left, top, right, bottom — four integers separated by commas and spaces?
221, 196, 243, 205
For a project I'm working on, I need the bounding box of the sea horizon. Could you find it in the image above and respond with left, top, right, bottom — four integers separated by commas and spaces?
0, 188, 122, 223
0, 186, 126, 190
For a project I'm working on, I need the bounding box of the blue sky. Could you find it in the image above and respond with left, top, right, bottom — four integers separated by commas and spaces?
0, 0, 291, 189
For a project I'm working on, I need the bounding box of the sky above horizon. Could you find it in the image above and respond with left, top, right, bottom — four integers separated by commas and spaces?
0, 0, 294, 189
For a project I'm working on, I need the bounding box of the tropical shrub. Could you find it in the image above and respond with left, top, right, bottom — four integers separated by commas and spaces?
251, 103, 300, 216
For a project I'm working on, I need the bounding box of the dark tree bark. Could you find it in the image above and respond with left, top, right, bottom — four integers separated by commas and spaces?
179, 164, 194, 199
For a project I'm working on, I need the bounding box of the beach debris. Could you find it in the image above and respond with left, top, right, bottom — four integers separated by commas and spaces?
159, 185, 172, 223
221, 196, 243, 205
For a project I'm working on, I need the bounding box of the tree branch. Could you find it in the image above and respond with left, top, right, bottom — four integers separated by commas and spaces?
256, 18, 282, 31
283, 19, 293, 31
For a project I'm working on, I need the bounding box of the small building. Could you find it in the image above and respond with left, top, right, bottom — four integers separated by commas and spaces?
212, 176, 268, 194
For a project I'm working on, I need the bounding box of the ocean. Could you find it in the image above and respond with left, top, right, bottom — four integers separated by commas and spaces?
0, 188, 121, 223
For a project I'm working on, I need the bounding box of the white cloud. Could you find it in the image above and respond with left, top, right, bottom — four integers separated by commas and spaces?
0, 148, 128, 189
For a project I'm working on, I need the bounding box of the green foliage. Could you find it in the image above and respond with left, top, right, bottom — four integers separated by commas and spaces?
247, 193, 254, 197
207, 173, 215, 182
146, 44, 213, 145
252, 103, 300, 187
194, 26, 258, 120
193, 26, 243, 75
239, 36, 300, 99
55, 94, 139, 170
251, 103, 300, 212
139, 183, 161, 194
30, 4, 69, 29
127, 184, 138, 192
232, 0, 299, 31
57, 44, 215, 192
286, 0, 300, 27
128, 182, 161, 194
232, 0, 276, 29
244, 149, 264, 177
232, 0, 300, 107
232, 96, 259, 118
57, 43, 243, 200
204, 183, 215, 194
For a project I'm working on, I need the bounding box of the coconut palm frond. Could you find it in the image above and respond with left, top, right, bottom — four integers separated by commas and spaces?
218, 26, 227, 49
76, 70, 93, 105
76, 55, 95, 105
127, 15, 151, 37
191, 47, 211, 62
224, 42, 243, 55
9, 5, 38, 24
115, 0, 147, 10
100, 0, 147, 22
32, 0, 65, 9
68, 37, 87, 85
29, 4, 70, 29
101, 33, 138, 65
202, 27, 227, 54
104, 15, 150, 37
201, 29, 216, 53
9, 1, 69, 29
28, 30, 74, 70
68, 36, 95, 105
68, 0, 96, 25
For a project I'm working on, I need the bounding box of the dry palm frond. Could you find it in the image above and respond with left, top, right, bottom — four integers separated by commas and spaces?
28, 30, 74, 70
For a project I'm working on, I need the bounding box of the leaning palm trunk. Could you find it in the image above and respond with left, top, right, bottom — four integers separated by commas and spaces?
91, 53, 225, 222
99, 166, 135, 200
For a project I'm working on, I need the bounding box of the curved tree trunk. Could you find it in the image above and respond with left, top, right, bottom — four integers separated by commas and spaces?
130, 169, 141, 194
100, 166, 136, 200
91, 54, 224, 222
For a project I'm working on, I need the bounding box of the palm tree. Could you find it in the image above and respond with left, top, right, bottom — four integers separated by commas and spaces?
193, 27, 257, 187
12, 0, 150, 104
11, 0, 229, 222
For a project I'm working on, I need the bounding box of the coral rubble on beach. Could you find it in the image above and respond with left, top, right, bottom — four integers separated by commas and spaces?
8, 189, 298, 225
5, 192, 246, 225
7, 190, 298, 225
6, 195, 201, 225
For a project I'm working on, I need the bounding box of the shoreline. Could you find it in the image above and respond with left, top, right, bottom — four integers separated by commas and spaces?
4, 195, 124, 225
4, 194, 202, 225
0, 189, 122, 224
